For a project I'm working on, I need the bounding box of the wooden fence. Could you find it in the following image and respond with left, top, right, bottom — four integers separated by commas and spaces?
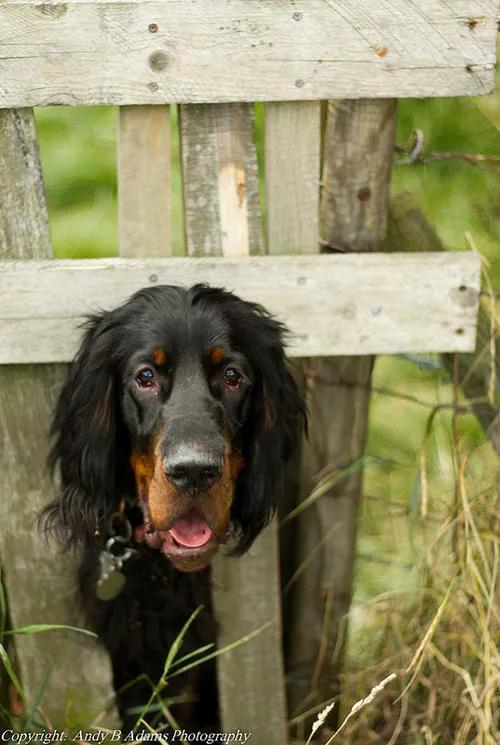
0, 1, 497, 741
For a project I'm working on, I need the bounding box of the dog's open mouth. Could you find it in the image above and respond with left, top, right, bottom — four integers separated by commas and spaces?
143, 507, 220, 568
167, 508, 214, 548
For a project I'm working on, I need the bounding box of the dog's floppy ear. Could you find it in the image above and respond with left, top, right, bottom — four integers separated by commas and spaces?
42, 312, 122, 545
231, 312, 306, 554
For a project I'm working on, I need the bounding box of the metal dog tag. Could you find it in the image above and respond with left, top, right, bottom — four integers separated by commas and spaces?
96, 550, 126, 601
96, 536, 136, 602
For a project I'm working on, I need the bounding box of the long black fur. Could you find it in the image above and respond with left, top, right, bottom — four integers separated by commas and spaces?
42, 284, 305, 731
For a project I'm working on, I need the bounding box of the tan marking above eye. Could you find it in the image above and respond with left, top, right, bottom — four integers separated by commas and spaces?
153, 347, 168, 366
210, 346, 225, 365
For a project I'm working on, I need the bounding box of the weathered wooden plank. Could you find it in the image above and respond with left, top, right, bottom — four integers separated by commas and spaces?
0, 1, 496, 107
263, 100, 321, 723
0, 253, 481, 364
179, 104, 262, 257
179, 101, 288, 744
265, 102, 321, 255
117, 105, 172, 257
212, 523, 288, 740
0, 109, 51, 257
286, 99, 398, 725
0, 109, 118, 728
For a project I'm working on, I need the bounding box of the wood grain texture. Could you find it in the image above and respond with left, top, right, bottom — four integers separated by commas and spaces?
265, 102, 321, 255
0, 253, 481, 364
263, 100, 321, 724
212, 522, 288, 742
320, 99, 398, 252
180, 102, 288, 743
0, 109, 118, 729
0, 109, 51, 257
0, 1, 496, 107
179, 104, 262, 257
117, 105, 172, 256
286, 99, 398, 721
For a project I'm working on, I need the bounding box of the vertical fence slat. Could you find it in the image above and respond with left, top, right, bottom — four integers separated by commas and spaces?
0, 109, 118, 728
265, 101, 321, 256
264, 101, 322, 719
118, 105, 172, 257
179, 101, 288, 744
179, 104, 263, 257
0, 110, 51, 259
286, 99, 398, 721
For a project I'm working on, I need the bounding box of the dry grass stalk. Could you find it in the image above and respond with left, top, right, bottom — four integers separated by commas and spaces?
321, 673, 397, 743
305, 702, 336, 744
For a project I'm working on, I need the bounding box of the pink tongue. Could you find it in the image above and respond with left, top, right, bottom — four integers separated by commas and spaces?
168, 510, 214, 548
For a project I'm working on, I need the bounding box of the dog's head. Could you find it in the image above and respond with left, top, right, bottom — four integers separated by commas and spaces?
45, 284, 305, 571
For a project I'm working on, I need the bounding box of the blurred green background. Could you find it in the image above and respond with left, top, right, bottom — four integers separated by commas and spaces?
33, 82, 499, 682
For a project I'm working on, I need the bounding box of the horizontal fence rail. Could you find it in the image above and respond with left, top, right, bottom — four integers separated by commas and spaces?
0, 253, 480, 363
0, 1, 496, 107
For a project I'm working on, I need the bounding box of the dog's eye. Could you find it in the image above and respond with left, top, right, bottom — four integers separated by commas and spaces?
136, 368, 156, 389
223, 367, 242, 390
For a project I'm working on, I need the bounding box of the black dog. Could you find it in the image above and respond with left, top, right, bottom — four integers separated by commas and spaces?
43, 284, 304, 731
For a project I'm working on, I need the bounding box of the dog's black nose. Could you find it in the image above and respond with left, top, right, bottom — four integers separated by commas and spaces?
163, 449, 223, 492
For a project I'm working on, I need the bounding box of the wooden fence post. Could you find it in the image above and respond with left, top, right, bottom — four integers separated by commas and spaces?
265, 102, 321, 257
263, 101, 322, 711
179, 102, 288, 744
117, 106, 172, 257
0, 109, 118, 729
286, 99, 398, 722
